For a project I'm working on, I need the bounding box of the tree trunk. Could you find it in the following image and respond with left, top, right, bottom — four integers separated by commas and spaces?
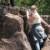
0, 0, 15, 6
10, 0, 15, 6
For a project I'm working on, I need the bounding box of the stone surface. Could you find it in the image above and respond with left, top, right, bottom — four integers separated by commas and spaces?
0, 11, 32, 50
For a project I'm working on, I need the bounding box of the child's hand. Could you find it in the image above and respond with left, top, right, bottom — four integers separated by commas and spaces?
47, 25, 50, 29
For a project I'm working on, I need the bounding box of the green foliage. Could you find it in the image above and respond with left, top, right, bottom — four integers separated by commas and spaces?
15, 0, 33, 7
0, 0, 50, 14
15, 0, 50, 15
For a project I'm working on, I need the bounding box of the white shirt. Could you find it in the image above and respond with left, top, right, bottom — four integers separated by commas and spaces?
26, 10, 41, 29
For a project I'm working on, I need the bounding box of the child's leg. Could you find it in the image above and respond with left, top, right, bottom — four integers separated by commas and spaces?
35, 41, 40, 50
34, 36, 40, 50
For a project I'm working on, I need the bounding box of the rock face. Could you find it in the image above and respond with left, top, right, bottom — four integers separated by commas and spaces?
0, 32, 32, 50
0, 15, 21, 38
0, 10, 32, 50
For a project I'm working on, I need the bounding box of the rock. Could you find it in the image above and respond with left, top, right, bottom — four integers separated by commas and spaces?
0, 32, 32, 50
0, 9, 32, 50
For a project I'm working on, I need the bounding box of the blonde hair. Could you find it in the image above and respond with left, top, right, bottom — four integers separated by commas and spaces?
31, 5, 37, 10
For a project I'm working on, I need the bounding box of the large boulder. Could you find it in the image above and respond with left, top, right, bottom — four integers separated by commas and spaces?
0, 7, 32, 50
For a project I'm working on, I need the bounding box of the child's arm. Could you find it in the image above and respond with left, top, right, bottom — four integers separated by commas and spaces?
41, 17, 50, 28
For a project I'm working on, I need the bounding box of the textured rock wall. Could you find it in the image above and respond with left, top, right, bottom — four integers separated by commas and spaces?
0, 7, 32, 50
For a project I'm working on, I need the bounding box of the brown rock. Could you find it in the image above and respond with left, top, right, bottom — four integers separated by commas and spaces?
0, 11, 32, 50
